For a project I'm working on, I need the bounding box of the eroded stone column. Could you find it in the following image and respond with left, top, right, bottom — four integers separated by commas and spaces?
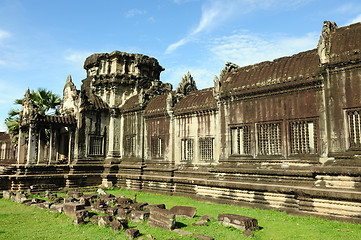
17, 128, 26, 164
26, 125, 38, 165
37, 129, 44, 164
107, 110, 120, 159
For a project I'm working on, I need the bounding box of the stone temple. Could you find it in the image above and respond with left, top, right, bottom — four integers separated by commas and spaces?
1, 21, 361, 222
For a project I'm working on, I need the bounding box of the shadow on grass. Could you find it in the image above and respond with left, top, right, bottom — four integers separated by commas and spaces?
174, 222, 187, 229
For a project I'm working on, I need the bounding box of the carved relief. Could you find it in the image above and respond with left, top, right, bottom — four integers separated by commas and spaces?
176, 72, 197, 98
318, 21, 338, 64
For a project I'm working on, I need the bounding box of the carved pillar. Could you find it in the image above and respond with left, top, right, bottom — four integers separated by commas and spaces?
17, 128, 26, 164
107, 109, 120, 159
48, 129, 57, 165
37, 129, 44, 164
68, 131, 73, 164
26, 125, 38, 165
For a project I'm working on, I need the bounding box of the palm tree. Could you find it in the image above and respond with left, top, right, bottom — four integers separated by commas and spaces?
5, 88, 62, 143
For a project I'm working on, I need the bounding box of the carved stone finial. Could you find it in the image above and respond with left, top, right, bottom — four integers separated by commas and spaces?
176, 72, 197, 97
213, 75, 221, 99
220, 62, 239, 80
66, 74, 72, 83
318, 21, 338, 64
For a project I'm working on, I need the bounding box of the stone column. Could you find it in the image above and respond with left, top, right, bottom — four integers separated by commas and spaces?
17, 128, 26, 164
68, 131, 73, 164
26, 125, 38, 165
48, 129, 57, 165
107, 110, 120, 160
37, 129, 44, 164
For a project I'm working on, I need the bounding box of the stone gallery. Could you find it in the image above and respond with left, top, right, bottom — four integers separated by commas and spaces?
1, 21, 361, 222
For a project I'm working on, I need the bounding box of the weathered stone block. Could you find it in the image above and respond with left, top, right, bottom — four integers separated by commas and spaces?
116, 208, 131, 220
15, 192, 27, 203
97, 188, 107, 196
148, 208, 175, 230
200, 215, 214, 222
67, 191, 83, 199
50, 204, 63, 213
98, 215, 113, 227
117, 197, 133, 207
192, 221, 207, 226
125, 229, 139, 240
132, 202, 148, 211
130, 210, 150, 222
39, 201, 53, 209
111, 219, 124, 232
144, 204, 165, 211
63, 203, 85, 218
3, 190, 12, 199
218, 214, 258, 231
170, 206, 196, 218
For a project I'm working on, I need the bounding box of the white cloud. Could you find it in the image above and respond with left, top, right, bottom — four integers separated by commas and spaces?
0, 30, 10, 41
65, 51, 91, 63
166, 0, 313, 54
124, 9, 147, 18
210, 31, 319, 67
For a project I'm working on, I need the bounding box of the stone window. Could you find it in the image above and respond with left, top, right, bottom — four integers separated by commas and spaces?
181, 138, 194, 162
88, 135, 104, 156
199, 137, 214, 161
124, 135, 135, 157
347, 109, 361, 149
231, 125, 251, 155
151, 136, 164, 158
257, 122, 281, 155
289, 119, 317, 154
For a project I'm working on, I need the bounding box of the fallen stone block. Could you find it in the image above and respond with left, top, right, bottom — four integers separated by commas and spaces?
63, 197, 77, 203
63, 203, 85, 218
144, 204, 165, 211
111, 219, 124, 232
192, 221, 207, 226
53, 197, 63, 203
194, 234, 214, 240
15, 192, 28, 204
3, 190, 13, 199
148, 208, 175, 230
218, 214, 258, 231
98, 215, 113, 227
90, 215, 99, 225
67, 191, 83, 199
117, 197, 133, 207
130, 210, 150, 223
82, 193, 98, 203
200, 215, 214, 222
116, 208, 131, 220
170, 206, 197, 218
39, 201, 53, 209
50, 204, 63, 213
125, 229, 139, 240
107, 207, 118, 216
132, 202, 148, 211
97, 188, 107, 196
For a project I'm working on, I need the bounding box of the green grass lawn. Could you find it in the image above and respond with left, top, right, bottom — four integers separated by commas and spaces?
1, 188, 360, 240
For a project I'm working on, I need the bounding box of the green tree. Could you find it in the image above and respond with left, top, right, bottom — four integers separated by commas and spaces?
5, 88, 62, 143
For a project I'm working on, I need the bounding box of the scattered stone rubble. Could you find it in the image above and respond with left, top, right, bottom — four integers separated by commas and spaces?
2, 189, 260, 239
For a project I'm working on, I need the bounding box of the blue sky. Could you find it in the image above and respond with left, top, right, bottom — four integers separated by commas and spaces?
1, 0, 361, 131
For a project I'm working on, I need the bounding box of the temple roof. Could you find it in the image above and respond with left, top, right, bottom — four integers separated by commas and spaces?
174, 88, 217, 115
37, 115, 76, 125
329, 22, 361, 65
82, 94, 109, 111
145, 93, 172, 117
220, 49, 321, 98
119, 95, 142, 113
